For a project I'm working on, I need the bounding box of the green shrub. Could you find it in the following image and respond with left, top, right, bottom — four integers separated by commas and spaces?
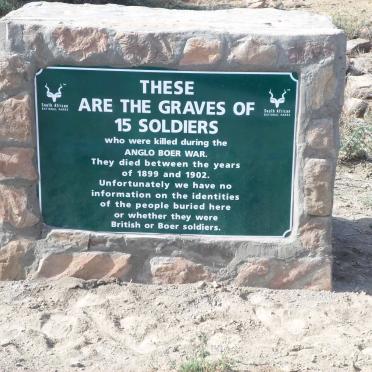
179, 357, 233, 372
339, 112, 372, 162
179, 333, 234, 372
0, 0, 21, 17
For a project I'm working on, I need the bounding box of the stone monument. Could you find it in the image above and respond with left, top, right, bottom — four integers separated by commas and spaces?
0, 2, 345, 288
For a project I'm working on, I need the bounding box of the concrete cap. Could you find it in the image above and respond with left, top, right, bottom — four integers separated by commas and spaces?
3, 1, 342, 36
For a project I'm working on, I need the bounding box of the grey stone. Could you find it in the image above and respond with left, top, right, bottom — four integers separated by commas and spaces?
346, 75, 372, 99
343, 97, 369, 118
305, 64, 337, 110
346, 38, 371, 55
350, 55, 372, 75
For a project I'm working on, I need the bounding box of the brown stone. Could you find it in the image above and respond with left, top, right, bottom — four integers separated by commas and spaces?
0, 239, 33, 280
303, 159, 333, 216
304, 263, 332, 291
0, 185, 39, 228
150, 257, 212, 284
270, 258, 330, 290
37, 252, 132, 280
0, 147, 37, 181
229, 37, 277, 65
0, 95, 33, 144
0, 54, 30, 94
299, 218, 331, 251
52, 27, 109, 61
235, 257, 332, 290
235, 259, 270, 286
180, 37, 222, 65
116, 33, 176, 65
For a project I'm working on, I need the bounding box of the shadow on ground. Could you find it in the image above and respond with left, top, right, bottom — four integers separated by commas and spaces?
333, 217, 372, 293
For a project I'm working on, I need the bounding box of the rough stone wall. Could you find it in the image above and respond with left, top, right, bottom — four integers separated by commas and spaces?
0, 2, 346, 289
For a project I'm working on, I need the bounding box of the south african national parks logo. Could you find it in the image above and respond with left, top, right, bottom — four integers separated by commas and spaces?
45, 83, 65, 102
269, 89, 287, 108
264, 89, 291, 117
41, 83, 69, 112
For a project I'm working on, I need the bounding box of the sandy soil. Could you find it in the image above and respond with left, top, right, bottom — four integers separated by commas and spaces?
333, 162, 372, 294
0, 162, 371, 372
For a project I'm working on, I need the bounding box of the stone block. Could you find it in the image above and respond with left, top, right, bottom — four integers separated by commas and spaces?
284, 40, 335, 65
36, 252, 132, 280
346, 38, 371, 55
0, 185, 39, 228
0, 239, 33, 280
303, 159, 333, 217
0, 147, 37, 181
306, 118, 334, 153
44, 230, 90, 250
236, 257, 331, 290
349, 56, 372, 76
228, 37, 277, 65
270, 257, 332, 290
235, 258, 270, 286
343, 97, 368, 118
180, 37, 222, 65
306, 64, 337, 110
0, 54, 30, 95
150, 257, 212, 284
0, 95, 33, 144
299, 217, 332, 252
115, 33, 179, 66
346, 75, 372, 99
52, 27, 109, 61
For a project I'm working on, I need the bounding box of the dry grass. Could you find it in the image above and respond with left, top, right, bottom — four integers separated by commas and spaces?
331, 11, 371, 39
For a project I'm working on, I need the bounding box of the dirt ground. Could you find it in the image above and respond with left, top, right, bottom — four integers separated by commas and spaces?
0, 161, 371, 372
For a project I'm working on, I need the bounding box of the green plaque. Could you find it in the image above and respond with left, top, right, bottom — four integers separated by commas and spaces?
35, 67, 298, 237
